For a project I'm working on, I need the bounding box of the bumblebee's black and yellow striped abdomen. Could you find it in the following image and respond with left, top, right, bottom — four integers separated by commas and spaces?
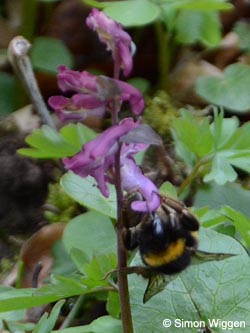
143, 238, 186, 267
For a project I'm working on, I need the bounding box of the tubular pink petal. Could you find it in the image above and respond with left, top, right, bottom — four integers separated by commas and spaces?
86, 9, 134, 77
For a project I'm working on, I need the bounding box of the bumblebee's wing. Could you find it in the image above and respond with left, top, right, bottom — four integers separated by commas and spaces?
192, 250, 236, 265
143, 251, 235, 303
143, 273, 177, 303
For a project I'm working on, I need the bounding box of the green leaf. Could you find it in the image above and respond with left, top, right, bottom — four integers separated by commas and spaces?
33, 300, 65, 333
229, 122, 250, 150
176, 10, 221, 47
31, 37, 73, 74
0, 277, 86, 312
221, 206, 250, 247
172, 111, 213, 158
213, 223, 236, 237
60, 123, 97, 148
173, 0, 233, 11
194, 182, 250, 217
83, 315, 122, 333
210, 112, 239, 149
52, 315, 122, 333
82, 253, 117, 287
129, 228, 250, 333
159, 181, 178, 199
63, 211, 117, 261
106, 291, 120, 318
127, 77, 150, 94
103, 0, 160, 27
70, 248, 89, 275
233, 21, 250, 51
172, 111, 250, 185
19, 126, 76, 158
194, 206, 229, 228
196, 63, 250, 112
82, 0, 104, 9
51, 240, 76, 277
0, 308, 26, 330
18, 123, 96, 159
60, 172, 117, 219
203, 154, 237, 184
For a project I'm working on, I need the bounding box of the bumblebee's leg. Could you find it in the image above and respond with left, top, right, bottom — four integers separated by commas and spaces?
162, 197, 199, 231
161, 197, 185, 214
122, 226, 139, 250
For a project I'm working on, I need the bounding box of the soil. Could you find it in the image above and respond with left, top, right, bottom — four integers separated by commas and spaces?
0, 131, 53, 260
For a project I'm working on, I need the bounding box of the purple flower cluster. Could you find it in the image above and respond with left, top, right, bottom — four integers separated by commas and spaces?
49, 9, 160, 213
86, 8, 135, 77
63, 118, 160, 212
48, 66, 144, 123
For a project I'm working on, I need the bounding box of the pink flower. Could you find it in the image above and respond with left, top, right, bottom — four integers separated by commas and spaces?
86, 9, 135, 77
63, 118, 140, 197
120, 144, 160, 212
48, 66, 144, 122
48, 95, 106, 123
63, 118, 160, 212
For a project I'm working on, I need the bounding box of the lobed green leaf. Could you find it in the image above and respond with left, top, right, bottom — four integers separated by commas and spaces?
176, 10, 221, 47
18, 123, 96, 159
196, 63, 250, 113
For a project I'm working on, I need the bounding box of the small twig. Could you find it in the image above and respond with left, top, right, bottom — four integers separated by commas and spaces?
59, 295, 85, 330
42, 203, 61, 215
8, 36, 56, 129
32, 262, 43, 288
102, 266, 152, 281
59, 286, 117, 330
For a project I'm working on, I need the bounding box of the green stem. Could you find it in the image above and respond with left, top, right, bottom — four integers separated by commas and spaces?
177, 161, 203, 197
154, 21, 170, 90
21, 0, 38, 40
15, 260, 24, 289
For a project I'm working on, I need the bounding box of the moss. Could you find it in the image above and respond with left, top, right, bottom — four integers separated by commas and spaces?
0, 258, 15, 280
143, 90, 179, 139
45, 182, 79, 223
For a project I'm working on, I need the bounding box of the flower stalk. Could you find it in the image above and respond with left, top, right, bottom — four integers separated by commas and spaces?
8, 36, 56, 129
114, 143, 134, 333
49, 9, 161, 333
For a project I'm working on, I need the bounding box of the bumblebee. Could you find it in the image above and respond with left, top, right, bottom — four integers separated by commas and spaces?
123, 196, 200, 275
